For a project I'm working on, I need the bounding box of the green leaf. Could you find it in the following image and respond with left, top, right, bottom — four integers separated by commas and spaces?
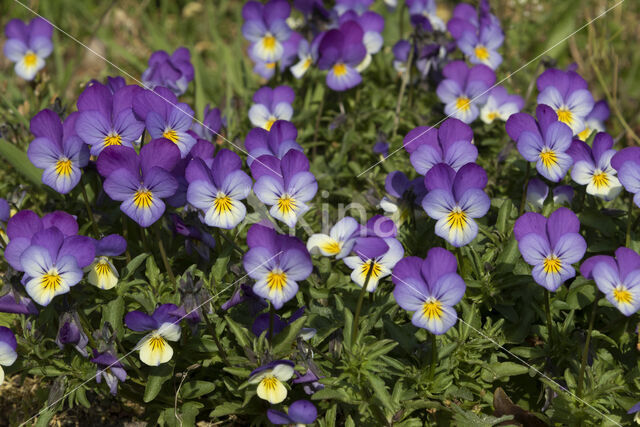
211, 244, 233, 282
144, 364, 173, 403
210, 402, 242, 418
481, 362, 529, 382
272, 315, 307, 357
102, 295, 125, 339
311, 387, 352, 402
193, 52, 206, 122
179, 380, 216, 399
224, 315, 251, 348
145, 256, 161, 288
122, 253, 149, 280
366, 373, 394, 413
0, 138, 42, 187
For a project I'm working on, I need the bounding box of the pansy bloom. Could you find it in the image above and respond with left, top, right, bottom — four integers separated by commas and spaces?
268, 400, 318, 425
251, 150, 317, 228
506, 105, 573, 182
307, 216, 359, 259
186, 149, 252, 229
567, 132, 622, 201
0, 290, 39, 315
317, 21, 367, 91
611, 147, 640, 208
577, 100, 609, 141
242, 0, 292, 63
87, 234, 127, 290
422, 163, 490, 247
248, 86, 294, 131
392, 247, 466, 335
3, 17, 53, 81
245, 120, 303, 166
141, 47, 194, 96
404, 118, 477, 175
338, 10, 385, 69
458, 23, 504, 69
75, 82, 145, 156
243, 224, 312, 309
406, 0, 445, 31
0, 327, 18, 385
125, 304, 184, 366
536, 68, 595, 135
91, 349, 127, 395
97, 139, 180, 227
380, 171, 427, 224
480, 86, 524, 124
525, 177, 549, 211
192, 105, 223, 141
514, 208, 587, 292
581, 247, 640, 317
436, 61, 496, 124
290, 36, 319, 79
27, 109, 89, 194
248, 360, 295, 404
55, 312, 89, 356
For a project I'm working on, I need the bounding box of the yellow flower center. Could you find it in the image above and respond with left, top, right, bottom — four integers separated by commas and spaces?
446, 207, 467, 231
577, 126, 592, 141
55, 158, 73, 177
539, 148, 557, 168
360, 260, 382, 280
322, 240, 342, 255
556, 108, 573, 125
267, 270, 287, 292
265, 62, 276, 69
261, 376, 279, 391
592, 171, 609, 189
474, 45, 490, 61
265, 116, 277, 131
333, 63, 347, 77
41, 271, 62, 291
262, 34, 277, 51
95, 258, 112, 278
455, 96, 471, 112
24, 51, 38, 67
543, 255, 562, 274
613, 285, 633, 305
148, 335, 166, 352
133, 188, 153, 209
421, 298, 443, 320
162, 128, 179, 144
277, 195, 297, 215
104, 132, 122, 146
487, 111, 499, 121
213, 193, 233, 215
304, 57, 312, 69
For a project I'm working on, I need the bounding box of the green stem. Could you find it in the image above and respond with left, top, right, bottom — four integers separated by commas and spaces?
216, 228, 243, 255
202, 308, 229, 364
392, 36, 414, 138
455, 247, 466, 279
312, 94, 324, 162
79, 178, 100, 237
519, 162, 531, 216
76, 310, 98, 349
268, 304, 276, 343
577, 300, 597, 398
429, 334, 437, 381
626, 195, 634, 248
155, 224, 175, 283
351, 261, 374, 346
112, 328, 145, 379
544, 290, 554, 347
122, 216, 131, 263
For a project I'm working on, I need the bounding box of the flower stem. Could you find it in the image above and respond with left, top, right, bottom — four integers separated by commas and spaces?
202, 308, 229, 365
268, 304, 276, 343
79, 178, 100, 237
429, 333, 437, 381
519, 162, 531, 216
392, 36, 414, 138
154, 223, 175, 283
544, 290, 554, 347
215, 228, 243, 256
455, 246, 466, 279
577, 300, 597, 398
351, 261, 374, 347
122, 217, 131, 263
626, 195, 634, 248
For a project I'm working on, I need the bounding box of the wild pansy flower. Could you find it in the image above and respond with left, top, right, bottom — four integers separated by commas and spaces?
404, 118, 477, 175
75, 81, 145, 156
567, 132, 622, 201
553, 185, 573, 205
536, 68, 595, 135
436, 61, 496, 124
307, 216, 359, 259
249, 360, 295, 404
27, 109, 89, 194
514, 208, 587, 292
422, 163, 490, 247
245, 120, 303, 166
3, 18, 53, 81
178, 273, 211, 331
380, 171, 427, 224
480, 86, 524, 124
171, 214, 216, 261
343, 216, 404, 292
334, 0, 374, 16
317, 21, 367, 92
392, 247, 466, 335
0, 327, 17, 385
221, 283, 268, 313
248, 86, 295, 131
252, 307, 312, 339
97, 139, 180, 227
406, 0, 445, 31
627, 401, 640, 424
186, 149, 252, 229
268, 400, 318, 426
192, 105, 223, 141
251, 150, 318, 228
506, 105, 573, 182
448, 1, 500, 40
392, 40, 412, 76
125, 304, 184, 366
581, 247, 640, 317
458, 23, 504, 69
577, 100, 609, 141
141, 47, 194, 96
242, 0, 292, 63
0, 289, 39, 315
525, 177, 549, 211
55, 312, 89, 356
293, 369, 325, 395
243, 223, 312, 309
165, 138, 217, 209
291, 37, 319, 79
374, 140, 389, 158
87, 234, 127, 290
133, 87, 196, 157
91, 349, 127, 395
20, 227, 95, 306
611, 147, 640, 208
338, 11, 385, 70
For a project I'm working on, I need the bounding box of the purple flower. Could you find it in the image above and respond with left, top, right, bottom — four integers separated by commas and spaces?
248, 86, 294, 131
458, 23, 503, 69
91, 349, 127, 395
611, 147, 640, 208
553, 185, 573, 205
380, 171, 427, 222
19, 227, 95, 306
133, 87, 196, 157
171, 214, 216, 261
0, 290, 39, 315
56, 312, 89, 356
514, 208, 587, 292
248, 359, 295, 404
245, 120, 303, 166
141, 47, 194, 96
334, 0, 374, 16
480, 86, 524, 124
317, 21, 367, 91
627, 401, 640, 423
392, 40, 411, 76
526, 177, 549, 211
125, 304, 184, 366
3, 18, 53, 80
87, 234, 127, 290
447, 2, 500, 40
221, 283, 268, 313
404, 118, 477, 175
436, 61, 496, 124
191, 105, 223, 141
290, 37, 319, 79
577, 100, 609, 141
186, 149, 252, 229
406, 0, 445, 31
307, 216, 359, 258
392, 247, 465, 334
242, 0, 292, 63
268, 400, 318, 425
567, 132, 622, 200
0, 326, 18, 385
0, 198, 9, 225
251, 151, 318, 228
373, 141, 389, 157
422, 163, 490, 247
506, 105, 573, 182
581, 247, 640, 316
27, 109, 89, 194
75, 82, 145, 155
536, 68, 595, 135
338, 10, 385, 57
251, 307, 307, 339
97, 139, 180, 227
293, 369, 325, 395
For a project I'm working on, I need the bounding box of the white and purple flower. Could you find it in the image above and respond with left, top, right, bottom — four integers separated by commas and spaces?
125, 304, 184, 366
3, 17, 53, 80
